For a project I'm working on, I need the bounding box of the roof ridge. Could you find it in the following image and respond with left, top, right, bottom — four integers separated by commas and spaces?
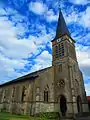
0, 66, 52, 87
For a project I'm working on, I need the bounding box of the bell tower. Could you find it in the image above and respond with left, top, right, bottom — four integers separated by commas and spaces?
52, 10, 83, 117
52, 10, 77, 65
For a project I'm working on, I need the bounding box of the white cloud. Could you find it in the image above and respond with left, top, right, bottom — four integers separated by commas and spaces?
64, 6, 90, 29
0, 19, 36, 59
75, 44, 90, 95
0, 54, 29, 69
76, 44, 90, 89
76, 45, 90, 63
29, 2, 48, 15
69, 0, 90, 5
0, 8, 7, 15
46, 9, 58, 22
0, 13, 54, 84
65, 11, 79, 24
0, 16, 54, 60
0, 53, 29, 84
76, 44, 90, 75
30, 51, 52, 72
38, 50, 52, 60
81, 7, 90, 28
85, 83, 90, 96
29, 2, 58, 22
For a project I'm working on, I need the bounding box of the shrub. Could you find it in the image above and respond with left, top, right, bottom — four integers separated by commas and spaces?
1, 107, 7, 113
35, 112, 59, 119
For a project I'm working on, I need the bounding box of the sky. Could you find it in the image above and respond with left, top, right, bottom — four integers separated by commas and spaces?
0, 0, 90, 95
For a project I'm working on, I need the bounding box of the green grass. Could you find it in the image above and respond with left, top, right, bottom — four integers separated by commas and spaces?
0, 112, 28, 120
0, 112, 59, 120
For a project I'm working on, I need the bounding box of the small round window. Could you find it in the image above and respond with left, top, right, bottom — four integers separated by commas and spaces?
58, 79, 65, 88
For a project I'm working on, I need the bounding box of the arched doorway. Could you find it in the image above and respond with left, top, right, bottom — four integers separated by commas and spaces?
60, 95, 67, 116
77, 95, 82, 113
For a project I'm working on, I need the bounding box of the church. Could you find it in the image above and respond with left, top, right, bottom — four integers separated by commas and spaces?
0, 9, 89, 118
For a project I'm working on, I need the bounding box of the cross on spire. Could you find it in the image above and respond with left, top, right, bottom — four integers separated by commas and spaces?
58, 0, 61, 10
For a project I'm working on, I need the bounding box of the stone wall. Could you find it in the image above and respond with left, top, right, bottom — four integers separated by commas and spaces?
82, 103, 89, 112
0, 67, 55, 115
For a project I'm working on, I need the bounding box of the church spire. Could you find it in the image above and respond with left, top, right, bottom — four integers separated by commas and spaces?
56, 10, 70, 37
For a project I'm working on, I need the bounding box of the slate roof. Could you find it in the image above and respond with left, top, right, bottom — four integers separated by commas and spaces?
56, 10, 70, 38
0, 66, 52, 87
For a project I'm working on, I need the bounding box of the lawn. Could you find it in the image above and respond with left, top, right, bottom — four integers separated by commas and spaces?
0, 112, 29, 120
0, 112, 59, 120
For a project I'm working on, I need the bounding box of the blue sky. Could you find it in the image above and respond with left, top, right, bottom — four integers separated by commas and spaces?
0, 0, 90, 95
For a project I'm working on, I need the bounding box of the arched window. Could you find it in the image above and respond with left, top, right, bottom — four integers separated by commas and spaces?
61, 43, 64, 56
36, 87, 40, 101
56, 43, 65, 58
12, 87, 15, 98
44, 91, 48, 102
0, 89, 3, 103
21, 86, 26, 102
44, 85, 49, 102
77, 95, 82, 113
56, 45, 59, 58
3, 90, 7, 102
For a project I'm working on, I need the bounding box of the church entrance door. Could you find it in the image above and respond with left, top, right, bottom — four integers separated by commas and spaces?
60, 95, 67, 116
77, 95, 82, 113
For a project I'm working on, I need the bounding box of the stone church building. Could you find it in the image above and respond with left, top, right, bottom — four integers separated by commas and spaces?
0, 10, 89, 118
